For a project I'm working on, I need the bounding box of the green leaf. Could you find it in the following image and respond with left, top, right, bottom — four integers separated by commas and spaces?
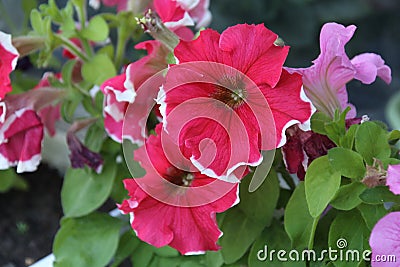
61, 160, 117, 217
53, 212, 122, 267
238, 169, 280, 226
0, 169, 18, 192
153, 246, 179, 257
205, 251, 224, 267
359, 186, 400, 204
355, 122, 391, 165
305, 156, 341, 217
61, 95, 83, 123
249, 220, 306, 267
388, 130, 400, 145
220, 208, 265, 264
110, 231, 140, 267
30, 9, 44, 34
61, 60, 77, 88
357, 203, 388, 230
82, 54, 116, 85
328, 209, 366, 267
310, 112, 331, 135
330, 182, 366, 210
284, 182, 314, 249
84, 122, 105, 152
340, 124, 358, 150
328, 148, 366, 179
81, 15, 109, 42
131, 243, 155, 267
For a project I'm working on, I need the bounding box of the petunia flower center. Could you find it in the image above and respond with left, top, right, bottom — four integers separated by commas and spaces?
211, 75, 247, 109
165, 167, 194, 187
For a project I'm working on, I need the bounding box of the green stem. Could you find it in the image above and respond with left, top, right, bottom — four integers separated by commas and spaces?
115, 26, 129, 70
75, 0, 94, 57
55, 34, 89, 62
308, 216, 320, 250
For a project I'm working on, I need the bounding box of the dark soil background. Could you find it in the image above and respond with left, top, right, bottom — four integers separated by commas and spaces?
0, 165, 62, 267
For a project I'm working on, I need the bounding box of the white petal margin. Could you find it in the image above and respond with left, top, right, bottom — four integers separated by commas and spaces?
0, 102, 6, 123
277, 86, 316, 148
175, 0, 200, 10
156, 85, 168, 132
164, 12, 195, 30
185, 250, 206, 256
0, 31, 19, 69
190, 153, 263, 184
124, 64, 136, 98
17, 154, 42, 173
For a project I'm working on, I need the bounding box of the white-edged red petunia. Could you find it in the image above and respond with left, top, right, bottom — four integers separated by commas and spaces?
0, 89, 63, 173
118, 124, 239, 255
158, 24, 313, 182
0, 31, 19, 100
101, 40, 169, 144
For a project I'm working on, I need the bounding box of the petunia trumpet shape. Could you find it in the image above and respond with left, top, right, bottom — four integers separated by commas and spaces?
118, 124, 239, 254
288, 22, 391, 118
0, 31, 19, 100
101, 40, 169, 143
369, 212, 400, 266
158, 24, 313, 182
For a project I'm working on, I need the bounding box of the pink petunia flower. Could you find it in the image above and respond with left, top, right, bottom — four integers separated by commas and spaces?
386, 164, 400, 195
0, 31, 19, 100
287, 22, 392, 118
101, 40, 169, 143
369, 212, 400, 266
158, 24, 313, 182
118, 124, 239, 255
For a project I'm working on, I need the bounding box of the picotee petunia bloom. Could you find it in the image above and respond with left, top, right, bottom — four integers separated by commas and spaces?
287, 22, 392, 118
118, 124, 239, 255
101, 40, 169, 144
158, 24, 313, 182
0, 31, 19, 100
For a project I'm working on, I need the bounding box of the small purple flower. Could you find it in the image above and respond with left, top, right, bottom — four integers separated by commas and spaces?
287, 22, 392, 118
386, 164, 400, 195
369, 212, 400, 266
67, 132, 103, 174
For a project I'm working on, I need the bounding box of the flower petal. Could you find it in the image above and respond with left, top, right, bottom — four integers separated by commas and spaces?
370, 212, 400, 267
351, 53, 392, 85
386, 164, 400, 195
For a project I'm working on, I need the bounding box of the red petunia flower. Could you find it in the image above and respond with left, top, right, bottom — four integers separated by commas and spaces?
0, 31, 19, 100
118, 124, 239, 255
34, 72, 62, 136
158, 24, 313, 182
101, 40, 169, 144
0, 88, 63, 173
